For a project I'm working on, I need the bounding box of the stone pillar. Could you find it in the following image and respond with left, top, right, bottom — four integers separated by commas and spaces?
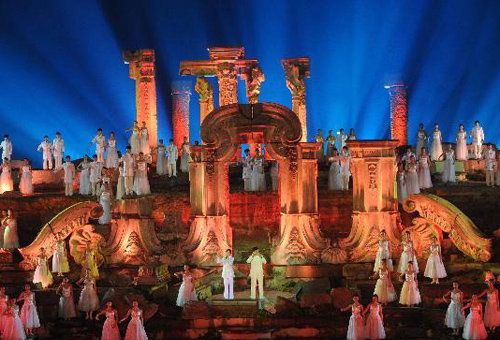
123, 49, 158, 149
171, 81, 191, 148
242, 65, 265, 104
216, 62, 238, 106
282, 58, 310, 142
194, 76, 214, 123
385, 83, 408, 146
340, 140, 401, 262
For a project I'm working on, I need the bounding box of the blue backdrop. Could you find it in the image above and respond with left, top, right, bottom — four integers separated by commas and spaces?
1, 0, 500, 166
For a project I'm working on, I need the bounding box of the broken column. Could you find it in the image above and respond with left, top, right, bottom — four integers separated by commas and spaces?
171, 80, 191, 147
384, 82, 408, 146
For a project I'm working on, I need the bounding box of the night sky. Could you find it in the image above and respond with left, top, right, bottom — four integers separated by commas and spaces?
1, 0, 500, 166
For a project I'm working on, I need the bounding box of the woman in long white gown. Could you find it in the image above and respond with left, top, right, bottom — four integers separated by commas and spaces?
418, 148, 433, 189
126, 121, 141, 155
374, 259, 397, 304
398, 231, 419, 274
139, 122, 150, 156
134, 153, 151, 196
440, 145, 456, 184
18, 159, 33, 195
443, 282, 465, 335
374, 230, 393, 272
424, 236, 447, 284
3, 210, 19, 249
52, 233, 70, 276
363, 295, 386, 340
77, 270, 100, 320
96, 301, 120, 340
397, 163, 407, 205
33, 248, 53, 289
0, 287, 9, 333
416, 123, 428, 158
116, 165, 125, 200
462, 295, 487, 340
106, 132, 119, 169
327, 150, 342, 190
340, 296, 364, 340
18, 285, 40, 337
250, 151, 266, 191
399, 262, 421, 307
0, 158, 13, 194
99, 183, 112, 225
477, 280, 500, 331
78, 155, 92, 195
406, 156, 420, 195
156, 140, 167, 176
56, 277, 76, 321
119, 301, 148, 340
180, 137, 191, 173
3, 298, 26, 340
175, 265, 198, 307
430, 123, 443, 161
455, 124, 468, 161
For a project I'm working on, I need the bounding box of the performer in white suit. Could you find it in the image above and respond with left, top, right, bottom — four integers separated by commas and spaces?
242, 149, 252, 191
469, 120, 485, 159
167, 139, 178, 177
246, 247, 267, 300
0, 135, 12, 161
484, 143, 496, 187
90, 128, 106, 163
217, 249, 235, 300
52, 132, 65, 169
37, 136, 53, 170
55, 156, 76, 196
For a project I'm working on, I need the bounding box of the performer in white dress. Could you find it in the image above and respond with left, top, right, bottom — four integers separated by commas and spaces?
440, 145, 456, 184
166, 139, 178, 178
462, 295, 487, 340
374, 259, 397, 304
3, 210, 19, 249
217, 249, 235, 300
18, 285, 40, 336
90, 155, 103, 196
99, 183, 112, 225
139, 122, 150, 156
484, 143, 496, 187
401, 148, 414, 168
52, 233, 70, 276
77, 270, 100, 320
347, 128, 357, 141
180, 137, 191, 173
119, 301, 148, 340
406, 156, 420, 195
3, 298, 26, 340
56, 156, 76, 196
78, 155, 92, 195
397, 163, 407, 204
0, 158, 14, 194
126, 121, 141, 155
247, 247, 267, 300
0, 135, 12, 161
116, 164, 125, 200
399, 262, 421, 307
337, 129, 347, 151
340, 296, 364, 340
476, 280, 500, 331
398, 231, 419, 274
242, 149, 252, 191
443, 282, 465, 335
250, 150, 266, 191
325, 130, 336, 160
469, 121, 485, 160
106, 132, 119, 169
37, 136, 53, 170
33, 248, 53, 289
363, 295, 386, 340
155, 139, 167, 176
315, 129, 325, 163
374, 230, 393, 272
340, 147, 351, 191
418, 149, 433, 189
270, 161, 279, 191
18, 159, 33, 195
0, 287, 8, 333
96, 301, 120, 340
424, 236, 447, 284
121, 147, 135, 196
416, 123, 428, 158
328, 150, 342, 191
134, 153, 151, 196
0, 210, 6, 249
430, 124, 443, 161
52, 132, 65, 169
455, 124, 468, 161
56, 277, 76, 321
90, 128, 106, 163
175, 265, 198, 307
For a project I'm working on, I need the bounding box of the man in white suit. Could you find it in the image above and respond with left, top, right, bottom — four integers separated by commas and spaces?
246, 247, 267, 299
217, 249, 235, 299
0, 135, 12, 160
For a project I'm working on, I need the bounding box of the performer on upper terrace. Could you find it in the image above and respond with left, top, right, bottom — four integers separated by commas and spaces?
340, 146, 351, 191
78, 155, 92, 196
456, 124, 468, 161
484, 143, 496, 187
242, 149, 252, 191
0, 135, 12, 161
337, 128, 347, 151
37, 135, 53, 170
52, 132, 65, 169
416, 123, 428, 158
315, 129, 325, 163
347, 128, 357, 141
90, 128, 106, 164
126, 121, 140, 155
250, 149, 266, 191
180, 136, 191, 173
139, 121, 150, 156
470, 120, 485, 160
167, 139, 178, 178
18, 159, 33, 196
0, 158, 14, 194
430, 123, 443, 162
418, 148, 433, 189
155, 139, 167, 176
440, 145, 456, 184
106, 132, 119, 169
325, 130, 336, 160
121, 146, 135, 196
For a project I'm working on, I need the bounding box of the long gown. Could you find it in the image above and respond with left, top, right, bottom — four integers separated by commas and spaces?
483, 290, 500, 329
416, 130, 427, 158
3, 305, 26, 340
102, 310, 120, 340
19, 165, 33, 195
418, 156, 432, 189
124, 309, 148, 340
445, 291, 465, 329
98, 191, 111, 224
20, 293, 40, 329
33, 255, 53, 288
106, 139, 119, 168
0, 163, 13, 194
374, 240, 393, 272
399, 272, 421, 306
116, 167, 125, 200
0, 295, 8, 332
346, 304, 365, 340
442, 150, 456, 183
250, 157, 266, 191
78, 278, 99, 312
424, 244, 447, 279
374, 268, 397, 304
176, 273, 198, 307
397, 172, 407, 204
134, 161, 151, 195
59, 286, 76, 319
3, 217, 19, 249
129, 127, 140, 155
79, 162, 92, 195
455, 131, 468, 161
140, 127, 150, 155
398, 241, 419, 274
406, 163, 420, 195
365, 303, 386, 340
430, 130, 443, 161
180, 143, 191, 173
52, 240, 70, 274
156, 145, 167, 176
462, 303, 487, 340
328, 157, 342, 190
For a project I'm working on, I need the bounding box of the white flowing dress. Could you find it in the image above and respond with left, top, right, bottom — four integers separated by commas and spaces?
59, 286, 76, 319
374, 268, 397, 304
124, 309, 148, 340
106, 139, 119, 168
399, 272, 421, 306
129, 127, 140, 155
140, 128, 150, 155
99, 191, 111, 224
424, 244, 447, 279
416, 130, 427, 158
116, 167, 125, 200
156, 145, 167, 176
3, 217, 19, 249
445, 291, 465, 329
19, 165, 33, 195
79, 162, 92, 195
180, 143, 191, 173
176, 274, 198, 307
398, 241, 419, 274
52, 240, 70, 274
462, 304, 487, 340
397, 172, 407, 204
78, 278, 99, 312
418, 156, 432, 189
0, 295, 8, 332
374, 239, 393, 272
484, 290, 500, 328
430, 130, 443, 161
102, 310, 120, 340
365, 303, 386, 340
442, 150, 456, 183
20, 293, 40, 329
33, 255, 53, 288
328, 157, 342, 190
250, 157, 266, 191
0, 163, 13, 194
455, 131, 468, 161
134, 161, 151, 195
406, 163, 420, 195
3, 305, 26, 340
346, 304, 365, 340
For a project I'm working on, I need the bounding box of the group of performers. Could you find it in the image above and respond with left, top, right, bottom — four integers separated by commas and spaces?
241, 149, 279, 192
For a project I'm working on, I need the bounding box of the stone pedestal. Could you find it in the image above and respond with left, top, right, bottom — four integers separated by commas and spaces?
171, 81, 191, 148
385, 83, 408, 147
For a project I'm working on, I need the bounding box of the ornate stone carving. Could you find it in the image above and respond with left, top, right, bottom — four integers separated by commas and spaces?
242, 65, 265, 104
216, 62, 238, 106
403, 194, 492, 261
385, 83, 408, 146
68, 223, 107, 269
367, 162, 378, 191
194, 76, 214, 122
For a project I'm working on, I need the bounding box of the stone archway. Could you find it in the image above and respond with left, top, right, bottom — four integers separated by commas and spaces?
184, 103, 344, 265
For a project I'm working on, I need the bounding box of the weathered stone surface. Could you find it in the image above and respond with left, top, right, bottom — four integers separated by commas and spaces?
181, 301, 210, 319
274, 296, 301, 315
299, 293, 331, 308
330, 287, 360, 309
342, 263, 373, 280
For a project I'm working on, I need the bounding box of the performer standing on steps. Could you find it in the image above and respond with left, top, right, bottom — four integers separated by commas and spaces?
217, 249, 235, 300
246, 247, 267, 300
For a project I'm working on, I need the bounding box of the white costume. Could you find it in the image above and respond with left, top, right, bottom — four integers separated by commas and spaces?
180, 142, 191, 173
134, 161, 151, 195
406, 163, 420, 195
328, 156, 342, 190
129, 127, 140, 155
3, 217, 19, 249
20, 292, 40, 330
2, 305, 25, 340
401, 151, 414, 167
167, 144, 178, 177
424, 244, 447, 280
416, 130, 427, 158
337, 132, 347, 151
78, 278, 99, 312
52, 240, 70, 275
176, 273, 197, 307
485, 149, 496, 187
365, 303, 386, 340
442, 150, 456, 184
101, 310, 120, 340
374, 239, 393, 272
61, 161, 76, 196
397, 172, 407, 204
98, 190, 111, 225
90, 161, 103, 195
217, 256, 235, 299
445, 291, 465, 330
340, 152, 350, 191
462, 303, 487, 340
246, 253, 267, 299
91, 134, 106, 163
19, 165, 33, 195
346, 304, 364, 340
325, 135, 336, 159
0, 140, 12, 160
33, 255, 53, 288
398, 240, 419, 274
374, 268, 397, 304
52, 137, 65, 169
251, 157, 266, 191
156, 145, 167, 176
470, 125, 485, 159
79, 161, 92, 195
455, 131, 468, 160
399, 271, 421, 306
140, 127, 150, 155
0, 163, 13, 194
116, 167, 125, 200
484, 289, 500, 329
242, 155, 252, 191
124, 309, 148, 340
418, 155, 433, 189
37, 140, 53, 170
106, 139, 119, 168
121, 153, 135, 195
430, 130, 442, 161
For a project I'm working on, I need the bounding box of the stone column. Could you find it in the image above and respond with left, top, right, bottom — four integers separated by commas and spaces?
385, 83, 408, 146
340, 140, 400, 262
171, 81, 191, 148
123, 49, 158, 149
282, 58, 310, 142
216, 62, 238, 106
194, 76, 214, 123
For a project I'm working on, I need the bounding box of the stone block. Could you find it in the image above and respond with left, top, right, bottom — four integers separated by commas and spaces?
274, 296, 301, 315
343, 263, 373, 280
330, 287, 359, 309
299, 293, 331, 308
182, 301, 210, 319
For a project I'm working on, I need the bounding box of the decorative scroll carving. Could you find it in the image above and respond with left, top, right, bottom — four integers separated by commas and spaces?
403, 194, 492, 261
243, 65, 265, 104
194, 77, 214, 122
18, 201, 102, 270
